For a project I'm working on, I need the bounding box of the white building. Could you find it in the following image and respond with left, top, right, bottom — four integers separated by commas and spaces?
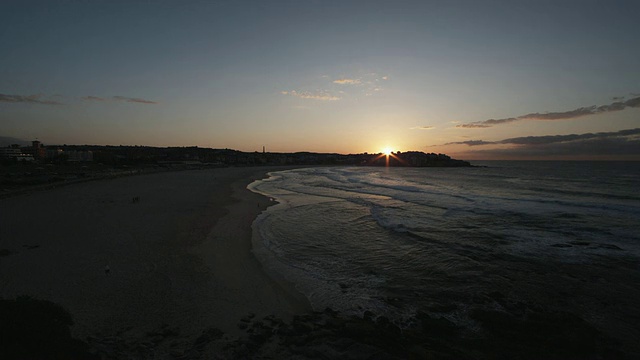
0, 148, 34, 161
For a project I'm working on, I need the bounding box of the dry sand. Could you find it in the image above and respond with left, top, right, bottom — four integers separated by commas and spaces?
0, 167, 310, 339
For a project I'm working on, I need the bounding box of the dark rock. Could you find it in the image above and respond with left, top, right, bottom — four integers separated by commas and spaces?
307, 328, 334, 341
343, 342, 383, 360
472, 294, 490, 304
266, 316, 285, 328
375, 316, 390, 326
416, 312, 459, 338
426, 303, 458, 313
407, 344, 429, 358
293, 320, 313, 334
232, 343, 250, 358
323, 307, 338, 316
363, 310, 375, 321
0, 296, 96, 359
569, 241, 591, 246
169, 348, 185, 357
341, 320, 380, 343
249, 332, 267, 345
150, 334, 164, 343
469, 308, 612, 359
194, 326, 224, 347
252, 320, 265, 329
386, 297, 404, 307
330, 337, 357, 351
283, 334, 309, 347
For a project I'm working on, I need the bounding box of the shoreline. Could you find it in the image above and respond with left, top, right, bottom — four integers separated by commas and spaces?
0, 166, 311, 342
2, 165, 636, 359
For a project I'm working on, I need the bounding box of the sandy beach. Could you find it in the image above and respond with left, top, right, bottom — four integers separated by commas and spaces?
0, 167, 310, 341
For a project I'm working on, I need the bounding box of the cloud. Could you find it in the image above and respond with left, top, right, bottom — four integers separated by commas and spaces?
281, 90, 340, 101
447, 128, 640, 147
456, 117, 518, 128
112, 96, 158, 104
467, 137, 640, 158
501, 128, 640, 145
624, 96, 640, 108
411, 126, 435, 130
445, 139, 495, 146
82, 95, 158, 104
284, 72, 388, 102
457, 96, 640, 128
82, 96, 107, 101
518, 106, 598, 120
449, 128, 640, 158
0, 93, 63, 105
382, 76, 388, 80
333, 78, 361, 85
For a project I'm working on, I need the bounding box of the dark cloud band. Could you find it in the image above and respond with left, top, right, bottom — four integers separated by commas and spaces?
0, 94, 63, 105
457, 96, 640, 128
447, 128, 640, 158
446, 128, 640, 146
83, 95, 158, 104
112, 96, 158, 104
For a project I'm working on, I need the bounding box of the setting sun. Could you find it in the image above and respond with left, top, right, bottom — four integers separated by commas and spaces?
382, 147, 393, 156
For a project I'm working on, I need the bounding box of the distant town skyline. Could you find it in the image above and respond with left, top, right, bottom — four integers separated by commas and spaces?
1, 1, 639, 160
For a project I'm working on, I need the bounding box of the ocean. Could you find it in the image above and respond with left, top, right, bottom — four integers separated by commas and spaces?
248, 161, 640, 345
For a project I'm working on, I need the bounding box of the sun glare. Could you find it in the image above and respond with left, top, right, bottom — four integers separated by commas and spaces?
382, 147, 393, 156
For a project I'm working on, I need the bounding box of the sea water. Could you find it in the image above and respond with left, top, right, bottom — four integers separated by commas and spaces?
248, 162, 640, 333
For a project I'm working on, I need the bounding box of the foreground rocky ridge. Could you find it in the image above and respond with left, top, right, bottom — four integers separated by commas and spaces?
1, 296, 629, 359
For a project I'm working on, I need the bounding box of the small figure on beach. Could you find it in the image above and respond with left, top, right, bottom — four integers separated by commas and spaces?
105, 264, 111, 275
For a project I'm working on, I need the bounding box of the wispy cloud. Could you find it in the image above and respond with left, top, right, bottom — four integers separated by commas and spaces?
0, 93, 63, 105
445, 139, 495, 146
283, 72, 389, 102
333, 78, 361, 85
281, 90, 340, 101
82, 96, 107, 101
457, 96, 640, 128
411, 126, 435, 130
447, 128, 640, 158
447, 128, 640, 146
112, 96, 158, 104
82, 95, 158, 104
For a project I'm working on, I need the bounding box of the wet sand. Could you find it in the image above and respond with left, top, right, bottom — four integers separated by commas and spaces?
0, 167, 310, 339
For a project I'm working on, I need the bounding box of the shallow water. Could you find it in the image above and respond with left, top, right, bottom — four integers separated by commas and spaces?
249, 161, 640, 345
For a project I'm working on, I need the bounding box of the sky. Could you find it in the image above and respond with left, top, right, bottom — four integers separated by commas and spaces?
1, 0, 639, 160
